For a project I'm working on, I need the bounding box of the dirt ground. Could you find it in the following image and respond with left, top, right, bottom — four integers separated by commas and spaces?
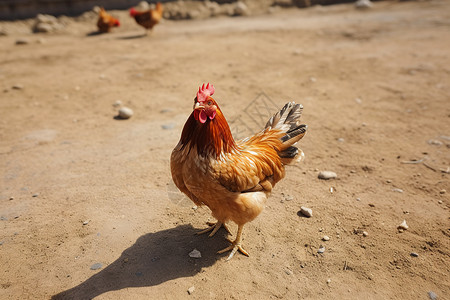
1, 1, 449, 299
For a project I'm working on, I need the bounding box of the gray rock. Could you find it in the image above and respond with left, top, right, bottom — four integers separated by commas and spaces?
118, 107, 133, 119
233, 2, 249, 16
162, 123, 175, 130
428, 291, 438, 300
90, 263, 102, 270
189, 249, 201, 258
318, 246, 325, 254
300, 206, 313, 218
318, 171, 337, 180
355, 0, 373, 9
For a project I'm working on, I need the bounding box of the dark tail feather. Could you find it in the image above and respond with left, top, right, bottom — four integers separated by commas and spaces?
266, 102, 307, 165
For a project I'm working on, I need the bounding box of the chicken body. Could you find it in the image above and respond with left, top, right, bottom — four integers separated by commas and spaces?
171, 84, 307, 260
130, 2, 163, 34
96, 7, 120, 33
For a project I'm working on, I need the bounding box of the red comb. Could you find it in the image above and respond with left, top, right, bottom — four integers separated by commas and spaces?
196, 83, 215, 103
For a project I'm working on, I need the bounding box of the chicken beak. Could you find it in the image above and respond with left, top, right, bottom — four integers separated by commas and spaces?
193, 102, 205, 110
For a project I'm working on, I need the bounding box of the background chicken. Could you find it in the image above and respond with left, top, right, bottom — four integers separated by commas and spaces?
96, 7, 120, 33
129, 2, 163, 35
171, 83, 307, 260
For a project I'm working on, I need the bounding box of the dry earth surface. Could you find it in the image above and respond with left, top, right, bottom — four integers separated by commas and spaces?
1, 1, 449, 299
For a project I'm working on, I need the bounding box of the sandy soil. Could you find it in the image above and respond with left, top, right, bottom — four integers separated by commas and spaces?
1, 1, 449, 299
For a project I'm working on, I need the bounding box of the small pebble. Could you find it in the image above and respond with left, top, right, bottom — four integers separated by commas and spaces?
428, 291, 438, 300
322, 235, 330, 241
355, 0, 373, 9
15, 39, 29, 45
300, 206, 313, 218
398, 220, 409, 231
440, 189, 446, 194
118, 107, 133, 119
189, 249, 201, 258
326, 279, 331, 284
318, 246, 325, 254
161, 123, 175, 130
410, 252, 419, 257
427, 139, 443, 146
1, 216, 8, 221
113, 100, 122, 107
187, 286, 195, 295
355, 98, 362, 104
392, 188, 403, 193
90, 263, 102, 270
12, 84, 24, 90
82, 220, 89, 225
386, 179, 392, 183
9, 197, 14, 200
318, 171, 337, 180
356, 198, 361, 201
0, 241, 3, 245
284, 269, 293, 275
309, 77, 317, 83
337, 138, 345, 143
32, 193, 39, 197
363, 231, 368, 237
438, 200, 443, 204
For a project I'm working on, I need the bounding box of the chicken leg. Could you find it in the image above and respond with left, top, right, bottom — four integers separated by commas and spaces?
218, 224, 249, 260
196, 221, 231, 237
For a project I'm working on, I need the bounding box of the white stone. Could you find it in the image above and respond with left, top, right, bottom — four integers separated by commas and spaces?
318, 171, 337, 180
300, 206, 313, 218
398, 220, 408, 230
189, 249, 201, 258
118, 107, 133, 119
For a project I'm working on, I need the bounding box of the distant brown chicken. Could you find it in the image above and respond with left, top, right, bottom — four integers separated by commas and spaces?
129, 2, 163, 35
96, 7, 120, 33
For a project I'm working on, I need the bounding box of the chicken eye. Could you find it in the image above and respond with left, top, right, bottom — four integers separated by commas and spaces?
207, 101, 212, 106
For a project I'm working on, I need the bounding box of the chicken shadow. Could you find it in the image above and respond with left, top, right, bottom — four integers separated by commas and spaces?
117, 33, 147, 40
86, 31, 106, 37
51, 224, 227, 300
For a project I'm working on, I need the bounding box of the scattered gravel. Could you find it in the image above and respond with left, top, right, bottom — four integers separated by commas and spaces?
189, 249, 201, 258
90, 263, 102, 270
300, 206, 313, 218
318, 171, 337, 180
118, 107, 133, 119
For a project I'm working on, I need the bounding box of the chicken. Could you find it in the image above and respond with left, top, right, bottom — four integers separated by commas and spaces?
96, 7, 120, 33
129, 2, 163, 35
171, 83, 307, 260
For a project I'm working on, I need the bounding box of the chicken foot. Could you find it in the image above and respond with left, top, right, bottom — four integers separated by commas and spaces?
218, 224, 249, 261
196, 221, 231, 237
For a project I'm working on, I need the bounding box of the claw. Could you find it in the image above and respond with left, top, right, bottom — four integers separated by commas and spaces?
196, 221, 231, 237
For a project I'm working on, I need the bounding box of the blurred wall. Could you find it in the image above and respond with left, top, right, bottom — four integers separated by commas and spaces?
0, 0, 162, 20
